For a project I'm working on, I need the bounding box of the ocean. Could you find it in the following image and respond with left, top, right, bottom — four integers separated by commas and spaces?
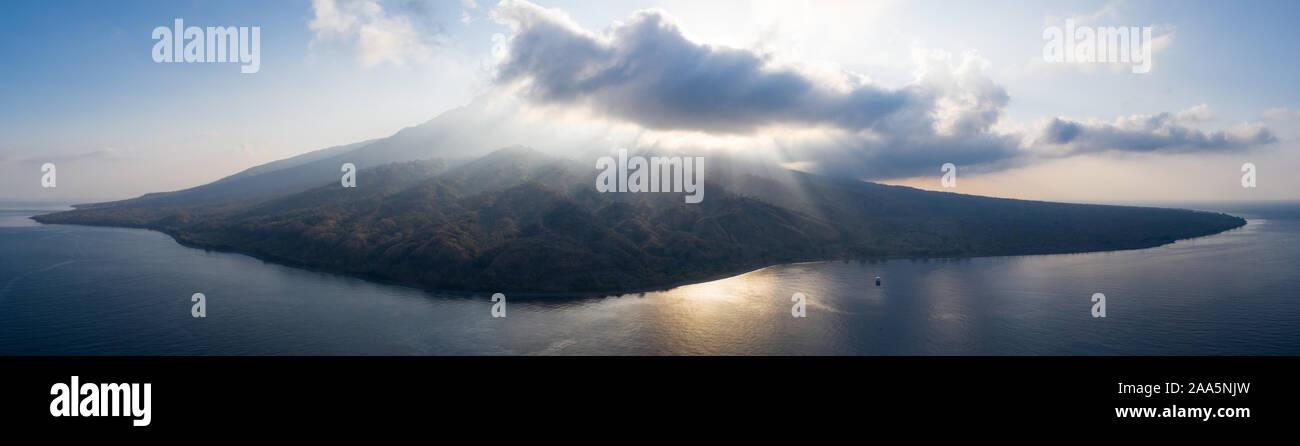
1, 202, 1297, 355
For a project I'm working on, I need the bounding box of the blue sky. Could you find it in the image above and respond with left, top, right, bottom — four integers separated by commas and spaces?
2, 0, 1297, 202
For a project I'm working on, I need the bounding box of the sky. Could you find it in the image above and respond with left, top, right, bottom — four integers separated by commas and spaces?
1, 0, 1298, 204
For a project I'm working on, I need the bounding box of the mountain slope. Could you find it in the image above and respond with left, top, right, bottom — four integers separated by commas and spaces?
35, 147, 1246, 293
66, 103, 527, 213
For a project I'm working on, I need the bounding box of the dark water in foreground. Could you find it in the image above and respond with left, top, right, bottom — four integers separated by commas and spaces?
1, 203, 1297, 355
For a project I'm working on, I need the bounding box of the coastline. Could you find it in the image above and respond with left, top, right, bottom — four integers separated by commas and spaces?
27, 212, 1248, 298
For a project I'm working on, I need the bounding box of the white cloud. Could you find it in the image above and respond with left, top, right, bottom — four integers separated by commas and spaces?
309, 0, 439, 68
1018, 0, 1176, 76
459, 0, 477, 24
1262, 107, 1300, 121
1174, 103, 1214, 124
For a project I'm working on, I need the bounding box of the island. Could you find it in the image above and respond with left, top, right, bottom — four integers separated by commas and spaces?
33, 144, 1246, 294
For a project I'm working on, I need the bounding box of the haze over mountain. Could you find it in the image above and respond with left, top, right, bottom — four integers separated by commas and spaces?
35, 107, 1246, 293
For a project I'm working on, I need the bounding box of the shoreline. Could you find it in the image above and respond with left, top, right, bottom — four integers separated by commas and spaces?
26, 213, 1248, 298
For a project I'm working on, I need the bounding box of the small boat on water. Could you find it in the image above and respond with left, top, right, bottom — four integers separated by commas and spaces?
875, 276, 882, 286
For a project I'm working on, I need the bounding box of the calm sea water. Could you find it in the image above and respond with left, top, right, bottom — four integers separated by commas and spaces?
1, 202, 1297, 355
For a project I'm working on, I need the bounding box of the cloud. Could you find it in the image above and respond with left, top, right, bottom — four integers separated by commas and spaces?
1018, 0, 1176, 76
1, 147, 128, 165
1175, 103, 1214, 123
487, 0, 1274, 180
488, 0, 1023, 178
309, 0, 445, 68
1036, 105, 1276, 155
1262, 107, 1300, 121
491, 0, 926, 134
